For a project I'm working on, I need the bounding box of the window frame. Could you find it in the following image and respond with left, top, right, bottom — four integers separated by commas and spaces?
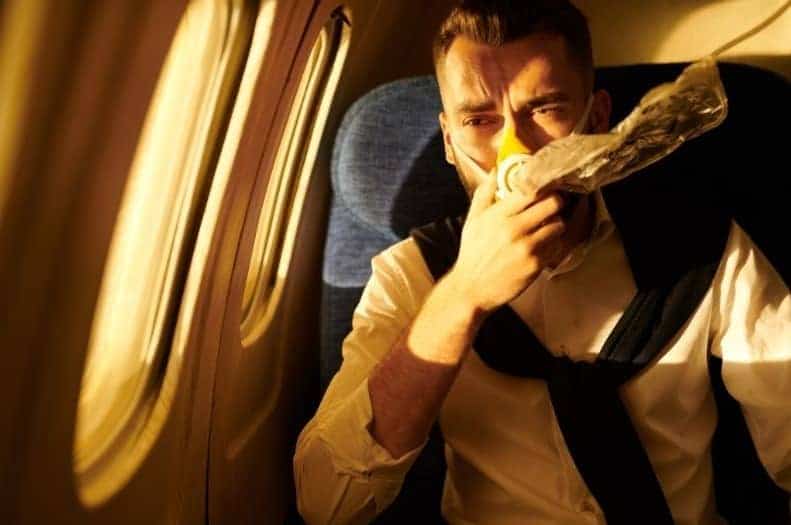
72, 0, 259, 506
239, 8, 351, 344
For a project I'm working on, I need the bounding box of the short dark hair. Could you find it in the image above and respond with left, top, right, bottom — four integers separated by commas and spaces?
433, 0, 593, 89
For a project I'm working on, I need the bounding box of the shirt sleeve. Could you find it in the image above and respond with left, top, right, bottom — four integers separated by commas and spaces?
293, 239, 436, 525
710, 221, 791, 491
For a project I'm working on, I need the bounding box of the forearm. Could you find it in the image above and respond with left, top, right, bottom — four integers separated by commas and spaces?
368, 271, 484, 458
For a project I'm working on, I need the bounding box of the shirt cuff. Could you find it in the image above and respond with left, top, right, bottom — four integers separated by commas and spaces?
316, 377, 427, 510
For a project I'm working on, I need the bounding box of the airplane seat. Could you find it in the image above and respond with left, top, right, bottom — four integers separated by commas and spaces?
320, 62, 789, 523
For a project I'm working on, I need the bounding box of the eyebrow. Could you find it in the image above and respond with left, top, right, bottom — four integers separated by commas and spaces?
523, 91, 571, 107
454, 99, 497, 115
454, 91, 572, 115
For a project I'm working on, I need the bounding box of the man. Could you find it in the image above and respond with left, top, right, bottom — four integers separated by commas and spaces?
294, 1, 791, 524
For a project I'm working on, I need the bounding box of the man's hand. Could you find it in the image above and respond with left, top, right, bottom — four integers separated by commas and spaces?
368, 178, 567, 458
445, 176, 567, 314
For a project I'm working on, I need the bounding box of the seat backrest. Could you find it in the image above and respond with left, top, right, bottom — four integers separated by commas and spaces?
320, 62, 790, 522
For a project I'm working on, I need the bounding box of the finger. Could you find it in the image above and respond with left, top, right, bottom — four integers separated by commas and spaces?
531, 216, 566, 244
468, 176, 497, 218
512, 193, 565, 233
532, 218, 568, 265
522, 221, 567, 270
496, 189, 539, 216
520, 185, 539, 203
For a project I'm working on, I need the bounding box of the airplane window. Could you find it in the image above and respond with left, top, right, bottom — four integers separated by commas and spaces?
73, 0, 257, 506
240, 10, 350, 343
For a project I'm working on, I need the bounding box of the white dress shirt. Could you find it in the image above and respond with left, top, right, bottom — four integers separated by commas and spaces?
294, 191, 791, 525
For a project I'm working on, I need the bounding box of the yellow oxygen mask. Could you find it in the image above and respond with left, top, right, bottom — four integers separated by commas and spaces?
497, 124, 530, 164
494, 125, 532, 199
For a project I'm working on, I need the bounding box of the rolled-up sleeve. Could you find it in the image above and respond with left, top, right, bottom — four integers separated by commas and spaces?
710, 222, 791, 490
294, 239, 434, 524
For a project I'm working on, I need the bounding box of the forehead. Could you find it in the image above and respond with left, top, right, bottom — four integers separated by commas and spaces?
439, 34, 585, 110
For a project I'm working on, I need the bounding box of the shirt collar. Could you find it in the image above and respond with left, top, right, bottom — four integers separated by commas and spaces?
546, 188, 615, 277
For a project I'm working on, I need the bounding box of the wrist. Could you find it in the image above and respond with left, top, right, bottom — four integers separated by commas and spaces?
439, 267, 489, 320
406, 271, 486, 366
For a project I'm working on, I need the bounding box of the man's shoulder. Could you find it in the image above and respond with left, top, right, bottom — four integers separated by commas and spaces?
370, 236, 436, 299
716, 220, 789, 293
373, 236, 430, 278
724, 221, 771, 266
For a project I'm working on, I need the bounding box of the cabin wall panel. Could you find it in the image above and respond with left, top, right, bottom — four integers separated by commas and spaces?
577, 0, 791, 79
204, 0, 318, 523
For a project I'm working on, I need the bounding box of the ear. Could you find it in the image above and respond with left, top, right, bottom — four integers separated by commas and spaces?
439, 112, 456, 165
590, 89, 612, 133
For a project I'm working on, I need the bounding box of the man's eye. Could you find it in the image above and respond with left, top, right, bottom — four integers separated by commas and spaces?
464, 117, 494, 127
534, 105, 562, 115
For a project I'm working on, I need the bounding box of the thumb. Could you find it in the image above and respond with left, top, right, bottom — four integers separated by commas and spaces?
468, 175, 496, 218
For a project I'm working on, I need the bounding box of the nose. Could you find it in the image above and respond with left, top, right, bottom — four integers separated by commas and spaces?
497, 122, 533, 163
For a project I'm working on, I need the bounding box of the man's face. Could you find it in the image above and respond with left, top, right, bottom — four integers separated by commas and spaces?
437, 33, 610, 193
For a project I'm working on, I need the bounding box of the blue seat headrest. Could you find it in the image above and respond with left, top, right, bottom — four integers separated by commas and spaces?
330, 77, 468, 241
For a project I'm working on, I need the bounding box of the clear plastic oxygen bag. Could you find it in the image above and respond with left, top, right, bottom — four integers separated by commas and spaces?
497, 56, 728, 196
